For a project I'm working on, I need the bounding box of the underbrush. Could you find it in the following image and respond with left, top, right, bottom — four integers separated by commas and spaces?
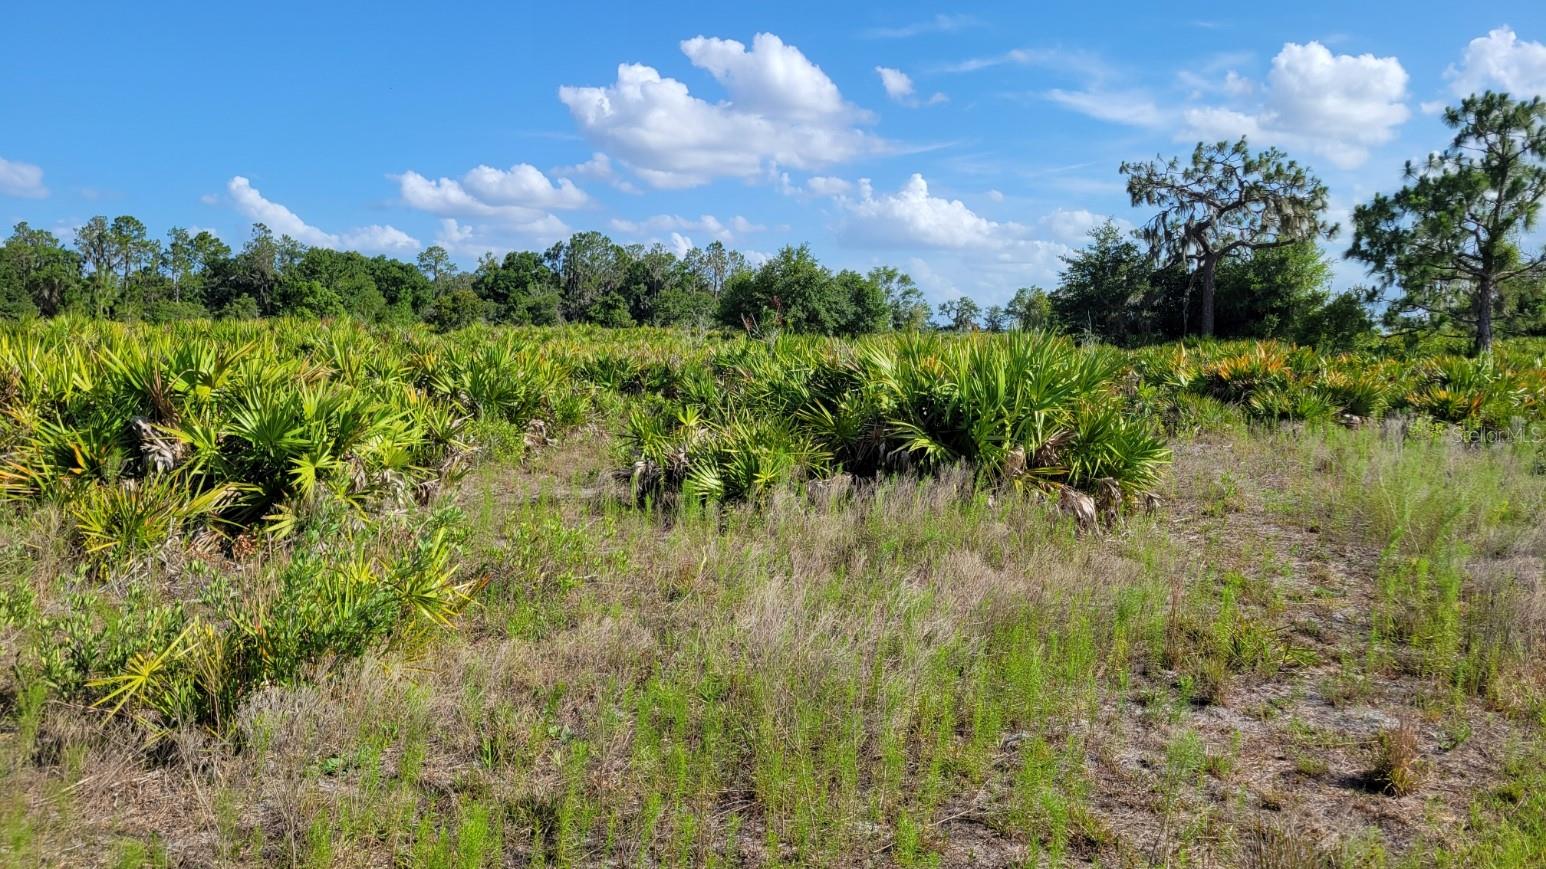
623, 331, 1170, 511
2, 504, 478, 738
1, 321, 1543, 865
0, 319, 587, 557
1132, 338, 1545, 432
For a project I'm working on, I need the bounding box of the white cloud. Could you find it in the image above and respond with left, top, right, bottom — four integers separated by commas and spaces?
668, 232, 694, 257
339, 224, 421, 252
431, 216, 570, 259
1179, 41, 1410, 169
0, 156, 48, 198
395, 171, 570, 239
553, 152, 641, 193
1036, 208, 1129, 244
1005, 41, 1405, 170
682, 33, 857, 122
1047, 88, 1166, 127
986, 189, 1005, 202
460, 163, 589, 209
1446, 26, 1546, 97
839, 174, 1004, 249
1182, 106, 1264, 141
1178, 68, 1254, 99
730, 215, 765, 234
935, 47, 1114, 79
834, 173, 1073, 304
863, 14, 980, 39
435, 219, 510, 259
875, 66, 947, 107
804, 175, 855, 197
877, 66, 914, 101
610, 213, 767, 243
228, 177, 330, 245
227, 176, 421, 253
612, 213, 727, 240
558, 33, 879, 187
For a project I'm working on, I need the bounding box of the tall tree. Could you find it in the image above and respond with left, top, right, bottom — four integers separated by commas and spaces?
546, 231, 626, 322
416, 245, 455, 283
683, 240, 746, 295
1209, 241, 1333, 340
718, 244, 854, 334
232, 224, 285, 313
869, 265, 928, 330
109, 215, 155, 292
937, 296, 982, 331
165, 227, 196, 303
833, 268, 890, 335
1005, 286, 1053, 331
1122, 137, 1333, 337
1349, 92, 1546, 353
1050, 221, 1156, 344
74, 216, 117, 317
2, 222, 81, 316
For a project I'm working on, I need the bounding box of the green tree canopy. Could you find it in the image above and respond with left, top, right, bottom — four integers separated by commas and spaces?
1123, 137, 1334, 337
1349, 91, 1546, 353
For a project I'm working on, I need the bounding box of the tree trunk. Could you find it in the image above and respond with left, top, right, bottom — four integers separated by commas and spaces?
1475, 276, 1495, 355
1199, 256, 1218, 338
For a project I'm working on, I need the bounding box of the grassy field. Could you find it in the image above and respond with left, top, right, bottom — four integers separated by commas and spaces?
1, 320, 1544, 866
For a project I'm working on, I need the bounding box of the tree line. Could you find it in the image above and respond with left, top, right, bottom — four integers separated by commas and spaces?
3, 92, 1543, 352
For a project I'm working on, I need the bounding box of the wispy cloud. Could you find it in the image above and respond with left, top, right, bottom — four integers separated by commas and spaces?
933, 47, 1117, 81
862, 13, 980, 39
0, 156, 48, 199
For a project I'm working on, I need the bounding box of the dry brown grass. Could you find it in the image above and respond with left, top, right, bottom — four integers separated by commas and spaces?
1366, 719, 1426, 797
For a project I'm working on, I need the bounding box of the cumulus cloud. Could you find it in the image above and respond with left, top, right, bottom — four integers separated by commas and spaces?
778, 174, 856, 199
990, 41, 1405, 169
832, 173, 1073, 303
227, 176, 420, 252
1445, 26, 1546, 97
1179, 41, 1410, 169
609, 213, 764, 242
460, 163, 589, 209
0, 156, 48, 198
559, 33, 879, 187
730, 215, 765, 234
338, 225, 421, 252
395, 170, 571, 242
397, 163, 586, 216
1035, 208, 1129, 244
433, 219, 515, 259
839, 174, 1006, 249
682, 33, 857, 122
552, 152, 641, 193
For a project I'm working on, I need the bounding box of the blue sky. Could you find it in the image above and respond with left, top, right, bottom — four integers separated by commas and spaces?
3, 1, 1545, 307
